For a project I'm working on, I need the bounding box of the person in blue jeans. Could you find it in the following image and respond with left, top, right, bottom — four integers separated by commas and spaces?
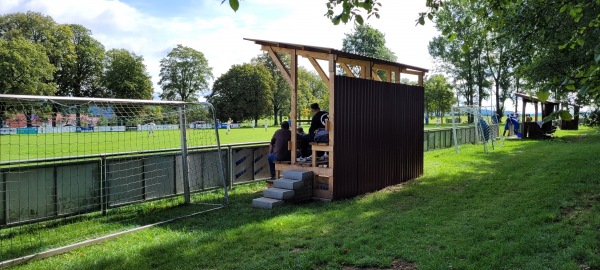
268, 121, 291, 179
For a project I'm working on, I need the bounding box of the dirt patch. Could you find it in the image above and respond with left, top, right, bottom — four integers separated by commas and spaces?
563, 135, 587, 143
343, 259, 417, 270
290, 248, 306, 253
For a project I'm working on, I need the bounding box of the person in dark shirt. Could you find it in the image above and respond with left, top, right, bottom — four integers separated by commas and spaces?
268, 121, 291, 179
298, 103, 329, 161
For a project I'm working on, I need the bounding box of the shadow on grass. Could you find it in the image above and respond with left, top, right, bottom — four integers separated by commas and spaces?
16, 128, 600, 270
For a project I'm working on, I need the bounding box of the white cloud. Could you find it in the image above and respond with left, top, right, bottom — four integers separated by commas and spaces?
2, 0, 439, 96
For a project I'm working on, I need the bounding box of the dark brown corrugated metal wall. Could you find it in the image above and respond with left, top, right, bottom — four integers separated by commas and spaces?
333, 76, 424, 200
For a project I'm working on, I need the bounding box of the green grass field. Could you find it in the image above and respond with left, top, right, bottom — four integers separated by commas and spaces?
6, 127, 599, 269
1, 124, 464, 162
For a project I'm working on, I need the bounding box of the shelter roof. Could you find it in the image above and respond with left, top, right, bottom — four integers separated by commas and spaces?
244, 38, 429, 74
516, 92, 560, 105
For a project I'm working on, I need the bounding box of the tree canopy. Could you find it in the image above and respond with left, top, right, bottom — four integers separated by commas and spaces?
207, 63, 274, 122
425, 0, 600, 109
0, 36, 56, 95
341, 24, 397, 80
102, 49, 153, 100
424, 74, 455, 122
159, 45, 213, 102
251, 52, 291, 125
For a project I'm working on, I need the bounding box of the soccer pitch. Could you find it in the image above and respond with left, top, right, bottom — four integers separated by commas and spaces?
0, 127, 280, 163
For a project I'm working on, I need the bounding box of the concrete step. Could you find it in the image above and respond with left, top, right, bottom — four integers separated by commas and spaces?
263, 188, 295, 200
283, 170, 313, 181
252, 197, 284, 209
273, 178, 304, 190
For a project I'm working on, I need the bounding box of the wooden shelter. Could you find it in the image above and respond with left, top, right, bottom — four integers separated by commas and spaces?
246, 38, 428, 200
515, 92, 561, 139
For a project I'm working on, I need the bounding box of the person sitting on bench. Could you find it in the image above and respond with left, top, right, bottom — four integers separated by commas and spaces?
298, 103, 329, 162
268, 121, 291, 180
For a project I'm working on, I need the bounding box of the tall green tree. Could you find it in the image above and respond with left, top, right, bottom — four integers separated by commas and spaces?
251, 52, 290, 125
425, 74, 455, 123
207, 63, 274, 122
102, 49, 153, 100
299, 67, 329, 114
0, 36, 56, 126
55, 24, 105, 98
341, 24, 397, 80
0, 12, 76, 89
159, 45, 212, 102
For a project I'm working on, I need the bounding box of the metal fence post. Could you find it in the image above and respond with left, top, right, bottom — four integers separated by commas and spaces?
100, 156, 108, 216
178, 106, 191, 204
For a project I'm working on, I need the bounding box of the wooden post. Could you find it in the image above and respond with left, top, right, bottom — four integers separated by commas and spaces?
418, 72, 424, 87
291, 49, 298, 164
534, 101, 539, 122
365, 62, 373, 80
328, 53, 336, 197
521, 98, 526, 133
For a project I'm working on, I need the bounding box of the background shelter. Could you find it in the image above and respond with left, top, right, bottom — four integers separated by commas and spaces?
246, 38, 428, 200
515, 92, 561, 139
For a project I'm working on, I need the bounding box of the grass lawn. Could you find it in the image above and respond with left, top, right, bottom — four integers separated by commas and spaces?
1, 124, 466, 162
9, 127, 599, 269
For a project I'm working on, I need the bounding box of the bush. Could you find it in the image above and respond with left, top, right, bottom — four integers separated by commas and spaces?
584, 109, 600, 126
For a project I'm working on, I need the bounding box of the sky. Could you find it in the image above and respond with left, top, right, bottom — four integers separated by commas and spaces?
0, 0, 439, 99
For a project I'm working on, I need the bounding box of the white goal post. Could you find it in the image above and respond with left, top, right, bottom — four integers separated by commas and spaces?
451, 105, 502, 154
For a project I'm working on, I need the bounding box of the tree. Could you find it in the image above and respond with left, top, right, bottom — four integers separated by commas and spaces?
159, 45, 212, 102
251, 52, 290, 125
0, 12, 76, 89
222, 0, 381, 25
424, 0, 600, 111
0, 36, 56, 126
425, 75, 455, 123
55, 24, 105, 98
0, 37, 56, 96
102, 49, 153, 100
341, 24, 397, 80
207, 63, 274, 122
299, 67, 329, 114
102, 49, 153, 125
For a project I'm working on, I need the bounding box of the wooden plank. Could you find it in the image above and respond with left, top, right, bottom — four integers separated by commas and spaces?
266, 47, 294, 88
291, 49, 298, 164
328, 53, 336, 198
263, 46, 329, 61
385, 70, 391, 83
418, 72, 424, 87
308, 57, 330, 85
274, 163, 332, 176
404, 69, 423, 76
311, 145, 333, 152
340, 63, 357, 78
338, 57, 369, 67
313, 187, 333, 199
366, 62, 373, 80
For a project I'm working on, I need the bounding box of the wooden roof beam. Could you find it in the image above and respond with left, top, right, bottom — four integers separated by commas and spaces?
308, 57, 330, 85
266, 46, 294, 88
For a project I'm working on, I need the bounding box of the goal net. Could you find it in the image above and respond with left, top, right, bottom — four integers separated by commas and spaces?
0, 94, 227, 263
451, 105, 503, 154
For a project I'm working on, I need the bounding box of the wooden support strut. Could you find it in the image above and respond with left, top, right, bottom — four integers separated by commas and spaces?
267, 46, 294, 88
372, 70, 382, 82
308, 57, 330, 85
340, 63, 357, 78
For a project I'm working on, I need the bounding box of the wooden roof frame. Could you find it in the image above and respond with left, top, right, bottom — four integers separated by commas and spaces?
246, 38, 428, 200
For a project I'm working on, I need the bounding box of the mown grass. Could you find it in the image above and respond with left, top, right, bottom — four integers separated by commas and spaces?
1, 125, 460, 162
9, 127, 599, 269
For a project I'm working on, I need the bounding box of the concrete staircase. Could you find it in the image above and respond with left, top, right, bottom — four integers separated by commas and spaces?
252, 169, 313, 209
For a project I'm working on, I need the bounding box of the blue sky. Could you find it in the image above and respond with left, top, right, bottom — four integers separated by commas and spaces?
1, 0, 439, 99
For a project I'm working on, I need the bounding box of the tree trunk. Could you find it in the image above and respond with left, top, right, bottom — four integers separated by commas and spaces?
495, 82, 501, 117
273, 107, 279, 125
